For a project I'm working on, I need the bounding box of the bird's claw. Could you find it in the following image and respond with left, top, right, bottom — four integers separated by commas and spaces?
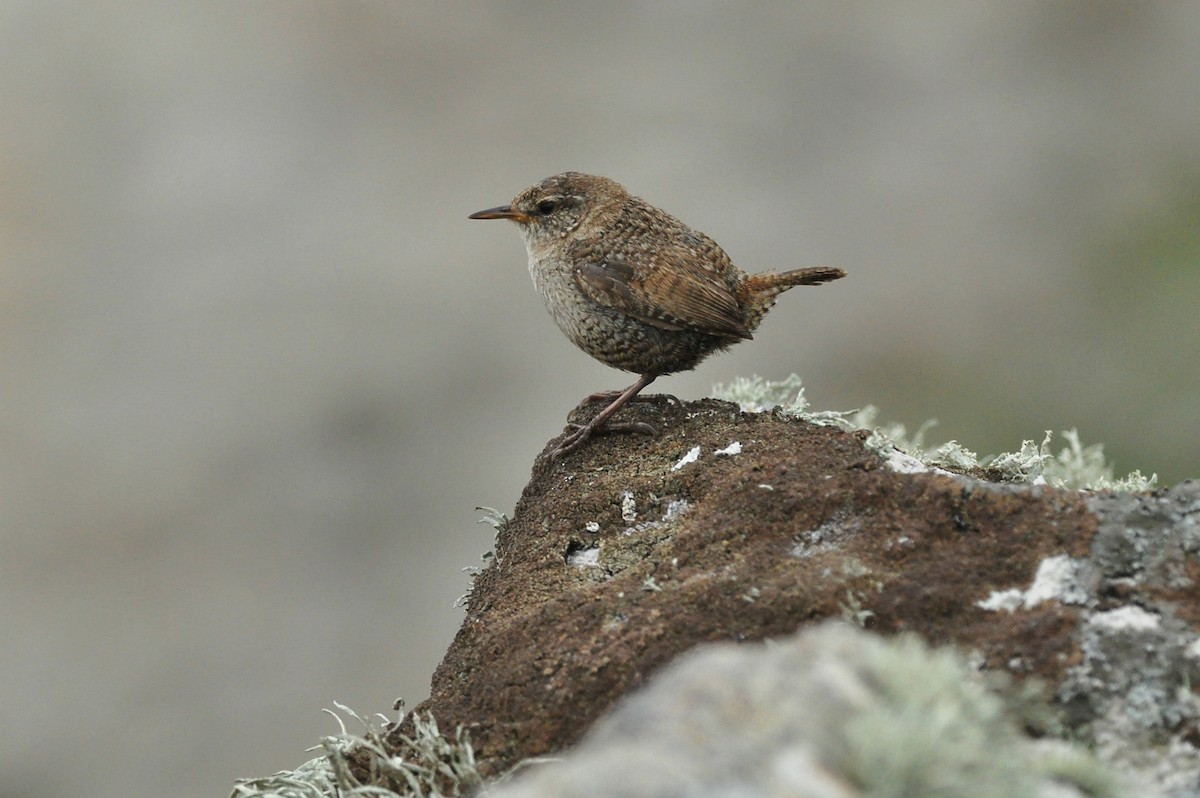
551, 419, 658, 460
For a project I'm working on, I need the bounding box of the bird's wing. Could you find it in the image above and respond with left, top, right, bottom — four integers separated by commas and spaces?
573, 252, 752, 340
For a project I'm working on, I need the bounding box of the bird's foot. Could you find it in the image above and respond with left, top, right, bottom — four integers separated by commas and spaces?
551, 373, 661, 461
550, 418, 658, 461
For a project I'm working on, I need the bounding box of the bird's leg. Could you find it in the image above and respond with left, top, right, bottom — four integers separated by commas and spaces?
552, 373, 659, 460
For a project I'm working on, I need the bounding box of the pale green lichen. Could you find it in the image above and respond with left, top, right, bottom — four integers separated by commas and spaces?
842, 634, 1124, 798
230, 703, 480, 798
929, 440, 981, 471
710, 373, 808, 413
839, 588, 876, 628
986, 433, 1053, 483
984, 430, 1159, 490
711, 375, 1158, 491
475, 506, 511, 535
1042, 429, 1158, 491
456, 507, 507, 608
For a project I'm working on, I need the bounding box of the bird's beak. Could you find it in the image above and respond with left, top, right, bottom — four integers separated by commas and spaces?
468, 204, 531, 223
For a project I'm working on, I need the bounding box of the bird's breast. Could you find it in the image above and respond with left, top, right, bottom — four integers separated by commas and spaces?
524, 252, 733, 375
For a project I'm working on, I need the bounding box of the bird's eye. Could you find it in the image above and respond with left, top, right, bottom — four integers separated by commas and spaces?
536, 199, 558, 215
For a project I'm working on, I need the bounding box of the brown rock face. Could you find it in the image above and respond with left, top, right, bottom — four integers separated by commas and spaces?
398, 398, 1109, 774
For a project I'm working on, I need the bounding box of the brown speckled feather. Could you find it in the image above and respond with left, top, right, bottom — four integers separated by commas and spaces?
568, 195, 754, 340
573, 254, 752, 340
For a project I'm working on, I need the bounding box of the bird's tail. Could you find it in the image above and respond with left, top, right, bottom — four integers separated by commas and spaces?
759, 266, 847, 291
737, 266, 846, 330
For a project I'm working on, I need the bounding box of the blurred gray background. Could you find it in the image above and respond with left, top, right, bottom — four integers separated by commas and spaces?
3, 3, 1198, 797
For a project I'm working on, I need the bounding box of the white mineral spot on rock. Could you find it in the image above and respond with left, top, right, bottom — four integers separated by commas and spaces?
620, 491, 637, 523
671, 446, 701, 471
662, 499, 690, 522
885, 449, 929, 474
1023, 554, 1081, 607
715, 441, 742, 456
1089, 605, 1160, 632
976, 554, 1084, 612
977, 589, 1025, 612
567, 546, 601, 568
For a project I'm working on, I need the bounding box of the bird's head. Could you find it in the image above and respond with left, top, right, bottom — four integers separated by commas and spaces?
468, 172, 628, 250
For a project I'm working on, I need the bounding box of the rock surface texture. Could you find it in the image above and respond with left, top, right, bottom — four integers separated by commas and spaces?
394, 399, 1199, 797
485, 623, 1134, 798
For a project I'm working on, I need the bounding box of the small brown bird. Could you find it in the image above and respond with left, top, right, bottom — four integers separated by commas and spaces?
469, 172, 845, 459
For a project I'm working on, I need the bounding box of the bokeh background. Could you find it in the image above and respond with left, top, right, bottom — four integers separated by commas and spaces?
3, 3, 1198, 797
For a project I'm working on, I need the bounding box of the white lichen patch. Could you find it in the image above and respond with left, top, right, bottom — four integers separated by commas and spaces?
1088, 605, 1160, 632
671, 446, 701, 471
621, 499, 690, 539
715, 441, 742, 456
977, 554, 1087, 612
977, 589, 1026, 613
567, 546, 601, 568
886, 449, 930, 474
883, 448, 953, 477
790, 518, 855, 559
1025, 555, 1088, 606
661, 499, 690, 523
620, 491, 637, 523
585, 521, 600, 533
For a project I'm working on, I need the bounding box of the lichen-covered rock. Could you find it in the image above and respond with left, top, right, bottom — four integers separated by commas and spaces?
486, 623, 1139, 798
1059, 487, 1200, 796
387, 399, 1198, 796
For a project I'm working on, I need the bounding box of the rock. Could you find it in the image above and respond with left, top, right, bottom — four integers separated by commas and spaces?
485, 622, 1133, 798
387, 398, 1198, 796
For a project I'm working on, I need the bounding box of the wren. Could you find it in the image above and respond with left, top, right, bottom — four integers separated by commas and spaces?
469, 172, 845, 460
